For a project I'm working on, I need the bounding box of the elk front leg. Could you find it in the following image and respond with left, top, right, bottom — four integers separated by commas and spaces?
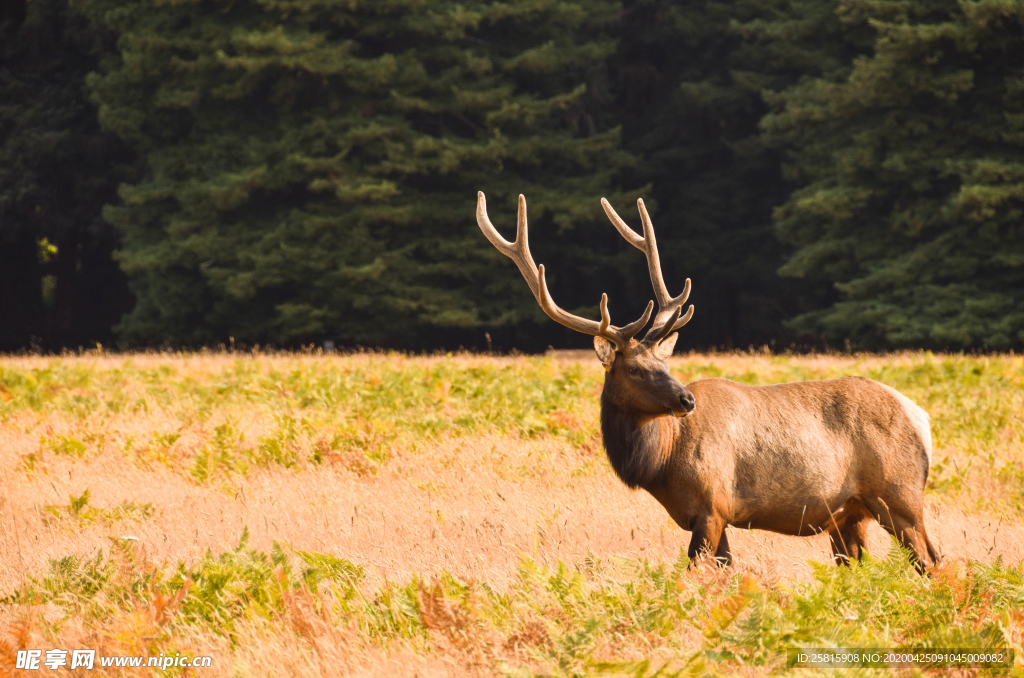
829, 500, 871, 566
714, 529, 733, 567
688, 514, 727, 566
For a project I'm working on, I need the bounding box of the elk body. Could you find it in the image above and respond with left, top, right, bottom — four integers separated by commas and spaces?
476, 192, 939, 571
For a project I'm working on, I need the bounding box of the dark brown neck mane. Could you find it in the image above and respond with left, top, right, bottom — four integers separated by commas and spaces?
600, 385, 675, 490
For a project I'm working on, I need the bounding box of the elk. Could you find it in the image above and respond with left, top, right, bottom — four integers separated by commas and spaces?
475, 192, 939, 571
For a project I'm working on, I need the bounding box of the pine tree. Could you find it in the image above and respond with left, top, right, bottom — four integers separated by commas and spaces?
0, 0, 136, 351
609, 0, 868, 350
74, 0, 636, 349
767, 0, 1024, 350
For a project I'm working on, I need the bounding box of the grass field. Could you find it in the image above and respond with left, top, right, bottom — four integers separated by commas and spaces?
1, 350, 1023, 676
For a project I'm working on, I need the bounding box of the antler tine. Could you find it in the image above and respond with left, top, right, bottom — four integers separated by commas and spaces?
643, 305, 683, 345
601, 197, 695, 344
477, 192, 540, 300
618, 299, 656, 339
601, 197, 645, 249
635, 199, 673, 307
477, 192, 654, 350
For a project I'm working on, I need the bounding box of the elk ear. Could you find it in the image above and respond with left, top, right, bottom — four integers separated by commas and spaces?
594, 336, 616, 370
653, 333, 678, 361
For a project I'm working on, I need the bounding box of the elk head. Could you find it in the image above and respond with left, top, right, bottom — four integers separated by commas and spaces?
476, 192, 696, 418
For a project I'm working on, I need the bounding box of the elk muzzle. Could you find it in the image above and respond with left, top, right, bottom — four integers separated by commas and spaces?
673, 388, 696, 417
648, 369, 695, 418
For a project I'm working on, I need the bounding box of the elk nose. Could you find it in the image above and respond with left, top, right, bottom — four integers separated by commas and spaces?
679, 391, 695, 412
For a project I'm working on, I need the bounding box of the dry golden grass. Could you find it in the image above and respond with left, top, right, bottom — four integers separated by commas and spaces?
1, 350, 1023, 676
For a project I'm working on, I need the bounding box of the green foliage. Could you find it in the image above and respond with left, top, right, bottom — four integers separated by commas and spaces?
45, 434, 87, 458
6, 537, 1023, 675
2, 529, 363, 635
611, 0, 854, 350
0, 0, 136, 351
2, 540, 160, 612
252, 415, 305, 469
696, 546, 1024, 675
41, 488, 157, 527
5, 0, 1024, 351
766, 0, 1024, 350
1, 353, 600, 440
168, 530, 293, 630
70, 0, 636, 350
5, 352, 1024, 512
190, 422, 250, 484
69, 488, 90, 516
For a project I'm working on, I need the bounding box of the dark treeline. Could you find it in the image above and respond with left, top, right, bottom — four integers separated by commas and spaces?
2, 0, 1023, 353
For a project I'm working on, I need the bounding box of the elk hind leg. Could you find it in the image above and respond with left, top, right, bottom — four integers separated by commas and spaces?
865, 499, 936, 573
896, 517, 938, 574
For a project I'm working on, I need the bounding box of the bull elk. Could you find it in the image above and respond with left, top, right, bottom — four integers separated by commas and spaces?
476, 192, 939, 571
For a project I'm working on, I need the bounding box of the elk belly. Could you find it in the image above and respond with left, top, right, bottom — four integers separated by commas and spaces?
730, 498, 858, 535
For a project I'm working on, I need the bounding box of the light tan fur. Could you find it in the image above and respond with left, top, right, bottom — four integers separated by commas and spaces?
643, 376, 938, 569
878, 382, 932, 465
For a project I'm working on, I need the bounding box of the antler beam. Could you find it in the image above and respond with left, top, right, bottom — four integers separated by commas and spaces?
601, 198, 693, 345
476, 192, 654, 351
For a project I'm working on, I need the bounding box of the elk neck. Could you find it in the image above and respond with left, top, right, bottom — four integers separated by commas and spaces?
600, 386, 678, 491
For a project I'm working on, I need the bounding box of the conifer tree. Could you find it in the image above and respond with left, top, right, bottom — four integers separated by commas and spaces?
766, 0, 1024, 349
0, 0, 135, 350
75, 0, 635, 349
611, 0, 867, 349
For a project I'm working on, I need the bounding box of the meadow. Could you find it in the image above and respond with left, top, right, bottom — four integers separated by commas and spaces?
1, 350, 1023, 676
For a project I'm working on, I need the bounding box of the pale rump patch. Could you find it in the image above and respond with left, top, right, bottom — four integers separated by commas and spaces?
878, 382, 932, 466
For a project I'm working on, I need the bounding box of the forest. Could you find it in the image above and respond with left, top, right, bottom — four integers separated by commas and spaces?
2, 0, 1023, 353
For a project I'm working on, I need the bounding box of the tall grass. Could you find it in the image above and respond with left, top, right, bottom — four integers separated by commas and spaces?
1, 351, 1021, 511
3, 534, 1022, 676
1, 351, 1023, 676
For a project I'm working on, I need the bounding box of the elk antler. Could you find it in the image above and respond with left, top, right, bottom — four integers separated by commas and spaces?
601, 198, 693, 345
476, 192, 654, 351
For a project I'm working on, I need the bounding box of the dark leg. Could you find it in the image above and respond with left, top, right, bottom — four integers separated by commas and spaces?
828, 499, 871, 566
826, 524, 849, 565
890, 514, 937, 574
714, 528, 732, 567
687, 514, 726, 566
830, 514, 870, 565
864, 498, 937, 574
